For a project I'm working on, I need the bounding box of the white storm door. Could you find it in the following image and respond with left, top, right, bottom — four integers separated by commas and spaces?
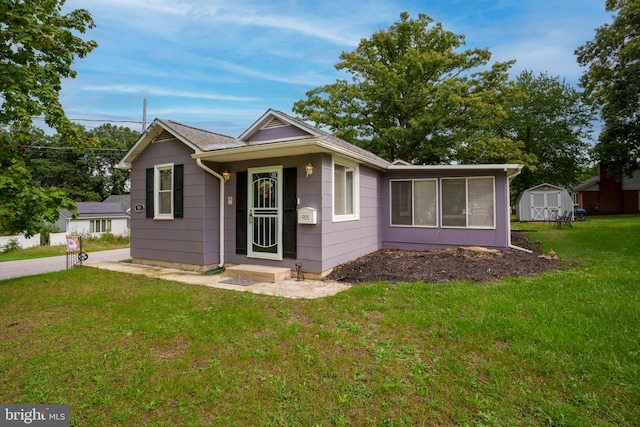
248, 166, 282, 260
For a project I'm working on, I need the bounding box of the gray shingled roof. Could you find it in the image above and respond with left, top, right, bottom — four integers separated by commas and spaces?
270, 110, 390, 168
162, 120, 246, 152
573, 175, 599, 191
103, 195, 130, 212
60, 202, 130, 219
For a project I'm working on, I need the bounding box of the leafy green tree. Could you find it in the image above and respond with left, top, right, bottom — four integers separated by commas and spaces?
0, 0, 96, 235
85, 124, 138, 196
293, 12, 532, 166
24, 127, 104, 201
575, 0, 640, 178
0, 127, 76, 236
496, 71, 595, 196
24, 124, 136, 201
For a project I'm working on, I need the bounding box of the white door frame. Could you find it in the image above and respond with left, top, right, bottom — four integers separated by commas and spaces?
247, 166, 283, 260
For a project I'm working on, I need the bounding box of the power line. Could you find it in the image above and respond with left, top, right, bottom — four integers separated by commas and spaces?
31, 116, 142, 124
25, 145, 126, 152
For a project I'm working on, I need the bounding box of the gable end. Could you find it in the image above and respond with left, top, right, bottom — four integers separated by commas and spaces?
154, 130, 176, 143
263, 117, 288, 129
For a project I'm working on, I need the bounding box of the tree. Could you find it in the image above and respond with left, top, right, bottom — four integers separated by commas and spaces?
0, 127, 75, 237
0, 0, 97, 235
575, 0, 640, 178
24, 124, 136, 201
496, 71, 595, 196
85, 124, 138, 196
293, 12, 532, 166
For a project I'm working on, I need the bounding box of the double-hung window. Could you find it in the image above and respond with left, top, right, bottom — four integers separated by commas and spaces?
390, 179, 437, 226
333, 158, 359, 221
146, 164, 184, 220
156, 164, 174, 219
441, 177, 495, 228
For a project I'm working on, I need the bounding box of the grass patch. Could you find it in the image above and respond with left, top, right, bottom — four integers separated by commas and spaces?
1, 215, 639, 425
0, 234, 129, 262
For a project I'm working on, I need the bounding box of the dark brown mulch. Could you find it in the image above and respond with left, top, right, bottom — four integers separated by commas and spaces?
327, 231, 567, 284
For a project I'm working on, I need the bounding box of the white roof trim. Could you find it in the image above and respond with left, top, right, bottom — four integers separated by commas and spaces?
388, 163, 522, 173
192, 137, 390, 170
116, 118, 203, 170
239, 109, 292, 141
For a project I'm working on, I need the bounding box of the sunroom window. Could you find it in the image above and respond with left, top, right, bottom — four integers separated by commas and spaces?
441, 177, 494, 228
390, 179, 437, 226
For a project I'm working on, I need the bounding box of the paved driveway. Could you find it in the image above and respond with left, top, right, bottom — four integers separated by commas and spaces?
0, 248, 130, 281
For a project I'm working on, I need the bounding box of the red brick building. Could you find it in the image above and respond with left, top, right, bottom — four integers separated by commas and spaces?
574, 164, 640, 214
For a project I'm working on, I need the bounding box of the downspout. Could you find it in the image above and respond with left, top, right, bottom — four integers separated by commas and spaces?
506, 166, 532, 254
196, 159, 226, 270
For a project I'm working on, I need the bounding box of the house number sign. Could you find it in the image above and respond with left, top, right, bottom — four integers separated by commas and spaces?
297, 207, 317, 224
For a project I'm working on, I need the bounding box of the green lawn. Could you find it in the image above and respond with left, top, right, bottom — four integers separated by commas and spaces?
1, 216, 638, 426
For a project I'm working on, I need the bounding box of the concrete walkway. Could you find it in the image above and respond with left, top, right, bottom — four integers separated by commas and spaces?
84, 260, 351, 299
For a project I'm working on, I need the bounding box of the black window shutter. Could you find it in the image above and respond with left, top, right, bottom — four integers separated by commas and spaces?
173, 164, 184, 218
145, 168, 154, 218
236, 171, 247, 255
283, 167, 297, 259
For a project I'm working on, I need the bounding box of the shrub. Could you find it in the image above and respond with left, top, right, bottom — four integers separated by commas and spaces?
2, 238, 21, 253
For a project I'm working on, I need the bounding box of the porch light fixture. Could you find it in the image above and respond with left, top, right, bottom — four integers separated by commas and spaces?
222, 170, 231, 181
305, 163, 313, 177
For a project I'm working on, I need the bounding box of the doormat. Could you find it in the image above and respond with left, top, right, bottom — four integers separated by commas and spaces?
219, 278, 258, 286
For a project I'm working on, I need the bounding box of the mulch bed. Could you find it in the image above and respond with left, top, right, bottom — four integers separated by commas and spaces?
327, 231, 568, 284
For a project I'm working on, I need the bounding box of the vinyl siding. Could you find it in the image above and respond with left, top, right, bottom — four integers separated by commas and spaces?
130, 138, 220, 268
319, 157, 382, 272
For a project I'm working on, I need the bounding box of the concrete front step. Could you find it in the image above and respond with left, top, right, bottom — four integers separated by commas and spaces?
224, 264, 291, 283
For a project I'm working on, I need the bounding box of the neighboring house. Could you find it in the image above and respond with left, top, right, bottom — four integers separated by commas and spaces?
103, 194, 131, 214
56, 196, 131, 237
574, 164, 640, 214
117, 109, 522, 276
516, 183, 574, 221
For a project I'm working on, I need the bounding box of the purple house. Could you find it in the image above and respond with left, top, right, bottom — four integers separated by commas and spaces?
117, 109, 522, 277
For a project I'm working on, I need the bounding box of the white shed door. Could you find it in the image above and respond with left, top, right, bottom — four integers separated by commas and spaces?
530, 191, 561, 220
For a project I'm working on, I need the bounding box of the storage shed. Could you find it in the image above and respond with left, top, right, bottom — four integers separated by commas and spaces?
516, 183, 574, 221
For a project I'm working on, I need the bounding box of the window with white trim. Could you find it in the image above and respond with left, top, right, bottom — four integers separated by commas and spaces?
155, 164, 174, 219
441, 177, 495, 228
390, 179, 437, 227
333, 158, 359, 221
90, 219, 111, 233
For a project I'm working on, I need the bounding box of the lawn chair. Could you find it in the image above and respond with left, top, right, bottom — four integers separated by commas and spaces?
545, 209, 559, 225
556, 210, 573, 228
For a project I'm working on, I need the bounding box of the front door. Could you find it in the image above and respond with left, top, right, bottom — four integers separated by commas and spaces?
248, 166, 282, 260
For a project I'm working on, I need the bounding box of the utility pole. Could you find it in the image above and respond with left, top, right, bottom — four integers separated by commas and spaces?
142, 98, 147, 133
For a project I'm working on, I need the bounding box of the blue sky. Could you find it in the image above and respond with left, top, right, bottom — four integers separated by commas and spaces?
59, 0, 611, 137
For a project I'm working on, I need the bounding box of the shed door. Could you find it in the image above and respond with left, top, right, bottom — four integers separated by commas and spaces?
530, 191, 561, 220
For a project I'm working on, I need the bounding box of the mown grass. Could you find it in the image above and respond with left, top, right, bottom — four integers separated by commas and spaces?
0, 215, 638, 425
0, 234, 129, 262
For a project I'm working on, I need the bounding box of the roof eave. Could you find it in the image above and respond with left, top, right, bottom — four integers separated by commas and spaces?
387, 163, 523, 175
192, 138, 390, 170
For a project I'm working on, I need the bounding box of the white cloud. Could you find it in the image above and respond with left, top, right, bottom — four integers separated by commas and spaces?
81, 84, 262, 102
85, 0, 191, 16
210, 60, 331, 86
198, 6, 361, 46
